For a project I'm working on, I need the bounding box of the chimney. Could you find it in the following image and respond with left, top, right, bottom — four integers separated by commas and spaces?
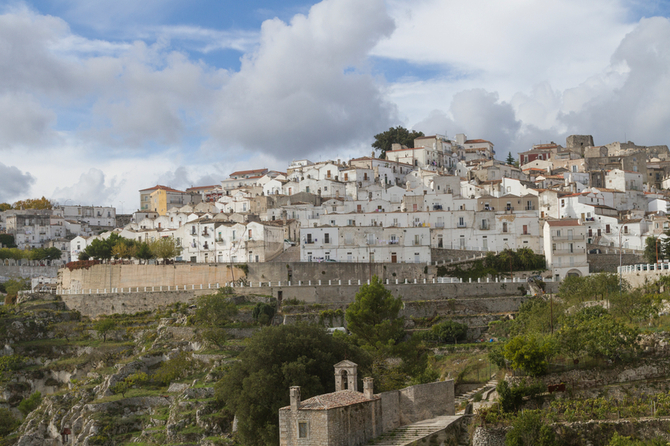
363, 378, 374, 399
290, 386, 301, 412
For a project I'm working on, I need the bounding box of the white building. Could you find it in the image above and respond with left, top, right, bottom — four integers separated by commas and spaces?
543, 219, 589, 281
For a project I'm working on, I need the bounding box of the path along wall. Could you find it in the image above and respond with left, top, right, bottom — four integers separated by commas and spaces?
380, 380, 455, 433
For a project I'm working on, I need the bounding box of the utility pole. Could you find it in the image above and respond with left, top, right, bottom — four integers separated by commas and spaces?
619, 230, 623, 295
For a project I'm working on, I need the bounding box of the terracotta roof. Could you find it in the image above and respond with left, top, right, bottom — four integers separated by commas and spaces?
547, 219, 580, 227
282, 390, 378, 411
186, 185, 219, 191
229, 168, 268, 176
139, 185, 184, 193
387, 147, 424, 153
465, 139, 493, 144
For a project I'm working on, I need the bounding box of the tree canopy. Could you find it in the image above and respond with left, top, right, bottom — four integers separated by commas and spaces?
371, 126, 424, 159
150, 236, 182, 262
11, 197, 54, 210
215, 324, 368, 446
345, 275, 405, 348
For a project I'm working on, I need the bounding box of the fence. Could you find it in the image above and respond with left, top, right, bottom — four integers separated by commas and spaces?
39, 274, 544, 296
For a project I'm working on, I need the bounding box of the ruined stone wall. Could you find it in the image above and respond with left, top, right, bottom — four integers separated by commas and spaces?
379, 380, 454, 433
60, 291, 204, 317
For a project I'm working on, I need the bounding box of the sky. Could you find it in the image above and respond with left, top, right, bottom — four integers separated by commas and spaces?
2, 0, 670, 211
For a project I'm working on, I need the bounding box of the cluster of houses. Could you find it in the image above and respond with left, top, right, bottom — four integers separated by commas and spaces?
0, 205, 125, 261
4, 133, 670, 282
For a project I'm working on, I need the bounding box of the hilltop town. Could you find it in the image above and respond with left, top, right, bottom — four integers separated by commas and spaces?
3, 132, 670, 284
3, 132, 670, 446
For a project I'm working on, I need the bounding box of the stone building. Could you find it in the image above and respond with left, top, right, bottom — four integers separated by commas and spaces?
279, 360, 382, 446
278, 361, 455, 446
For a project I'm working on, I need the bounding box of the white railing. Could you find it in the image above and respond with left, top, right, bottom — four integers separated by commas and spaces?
618, 262, 670, 274
49, 275, 533, 295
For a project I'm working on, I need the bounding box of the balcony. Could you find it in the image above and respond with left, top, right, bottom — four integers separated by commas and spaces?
525, 206, 536, 211
457, 223, 467, 228
434, 222, 445, 228
479, 222, 490, 230
553, 234, 585, 241
552, 248, 586, 255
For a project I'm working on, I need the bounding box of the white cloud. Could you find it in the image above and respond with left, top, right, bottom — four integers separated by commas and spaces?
51, 168, 124, 206
0, 163, 35, 203
0, 92, 56, 148
209, 0, 397, 159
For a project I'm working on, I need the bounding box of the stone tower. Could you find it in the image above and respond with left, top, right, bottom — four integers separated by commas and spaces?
334, 360, 358, 391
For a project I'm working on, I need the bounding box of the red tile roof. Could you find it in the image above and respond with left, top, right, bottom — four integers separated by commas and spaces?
229, 168, 268, 177
186, 185, 219, 191
139, 185, 185, 193
465, 139, 493, 144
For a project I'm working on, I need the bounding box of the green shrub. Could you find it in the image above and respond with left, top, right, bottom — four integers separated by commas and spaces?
505, 409, 556, 446
0, 408, 20, 437
18, 391, 42, 416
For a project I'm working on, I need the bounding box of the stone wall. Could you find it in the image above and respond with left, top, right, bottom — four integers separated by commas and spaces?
588, 252, 644, 273
57, 282, 532, 320
0, 265, 59, 282
268, 281, 531, 305
60, 291, 206, 318
508, 358, 670, 391
622, 269, 670, 289
379, 380, 454, 433
472, 426, 508, 446
472, 419, 670, 446
59, 264, 239, 292
248, 262, 428, 284
430, 249, 487, 263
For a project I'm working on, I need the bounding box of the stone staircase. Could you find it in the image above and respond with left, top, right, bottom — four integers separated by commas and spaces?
371, 415, 462, 446
455, 375, 498, 414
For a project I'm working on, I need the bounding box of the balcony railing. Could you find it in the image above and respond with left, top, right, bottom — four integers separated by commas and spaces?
553, 234, 585, 241
552, 248, 586, 255
434, 222, 445, 228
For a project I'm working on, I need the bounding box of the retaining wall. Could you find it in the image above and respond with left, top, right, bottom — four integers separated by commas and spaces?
588, 253, 644, 273
0, 265, 59, 282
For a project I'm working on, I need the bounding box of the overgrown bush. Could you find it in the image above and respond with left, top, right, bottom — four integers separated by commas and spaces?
0, 408, 20, 438
505, 409, 556, 446
18, 391, 42, 416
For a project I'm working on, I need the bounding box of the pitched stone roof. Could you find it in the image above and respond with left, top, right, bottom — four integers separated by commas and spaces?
280, 390, 378, 411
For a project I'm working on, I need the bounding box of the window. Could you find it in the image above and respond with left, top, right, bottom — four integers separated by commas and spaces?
414, 234, 420, 245
306, 233, 313, 244
502, 222, 508, 233
606, 224, 610, 234
458, 217, 465, 227
324, 233, 330, 244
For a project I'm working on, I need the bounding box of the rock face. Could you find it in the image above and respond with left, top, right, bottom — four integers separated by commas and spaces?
2, 295, 233, 446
